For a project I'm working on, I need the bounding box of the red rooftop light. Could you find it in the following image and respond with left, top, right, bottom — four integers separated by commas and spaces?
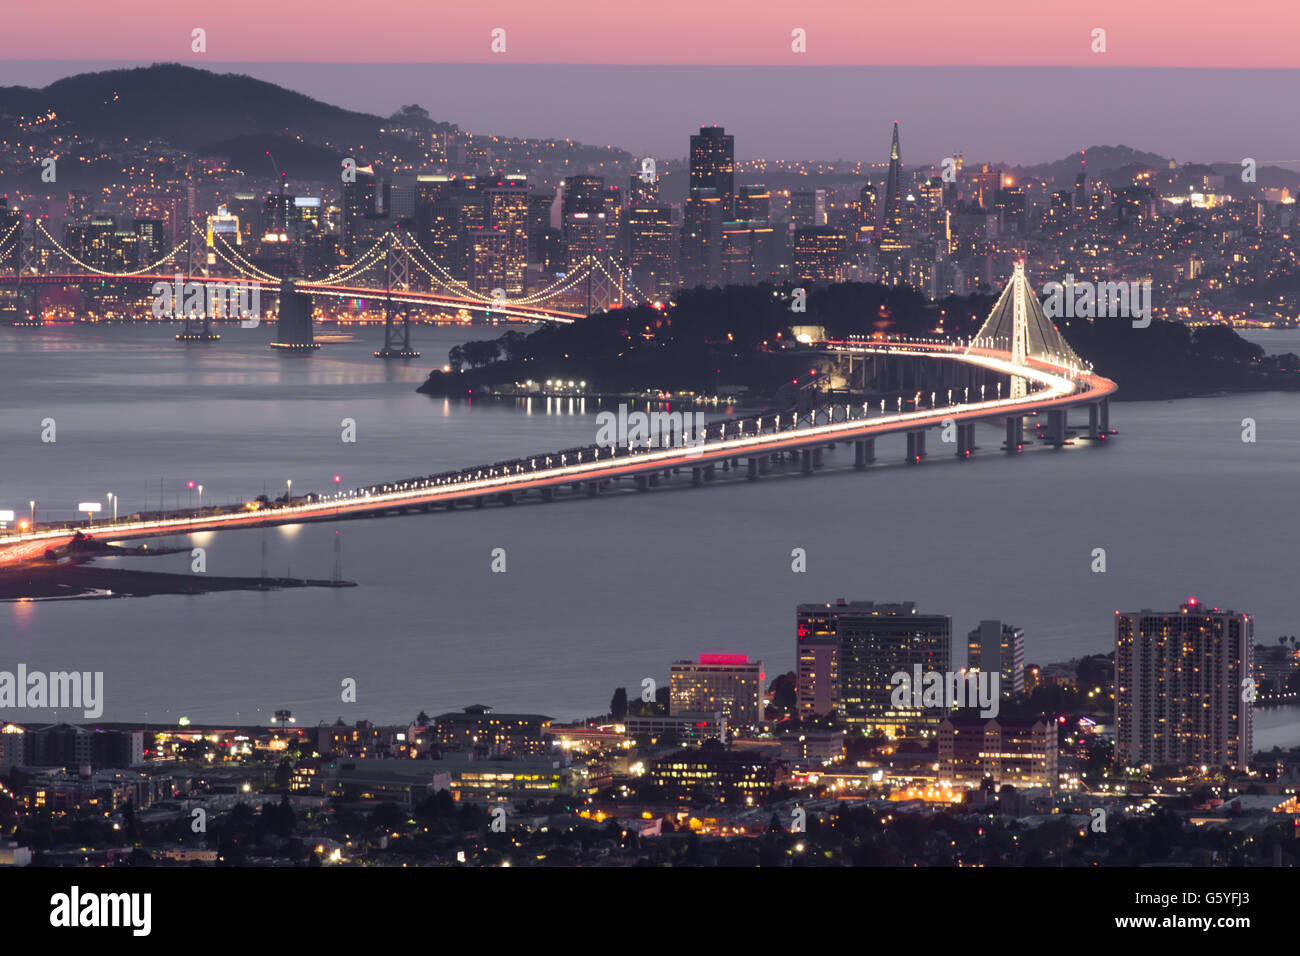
699, 653, 748, 665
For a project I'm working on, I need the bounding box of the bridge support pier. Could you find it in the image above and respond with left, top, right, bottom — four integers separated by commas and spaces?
747, 457, 759, 480
1045, 408, 1067, 445
1088, 403, 1101, 440
854, 439, 876, 469
691, 468, 703, 486
956, 423, 976, 459
634, 475, 649, 492
1005, 416, 1023, 454
812, 448, 823, 469
906, 430, 927, 464
703, 464, 716, 481
759, 456, 771, 474
474, 497, 485, 508
541, 487, 555, 501
801, 449, 813, 474
586, 481, 601, 497
497, 492, 514, 505
648, 474, 660, 487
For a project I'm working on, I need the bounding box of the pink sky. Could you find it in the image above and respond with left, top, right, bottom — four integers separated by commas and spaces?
2, 0, 1297, 68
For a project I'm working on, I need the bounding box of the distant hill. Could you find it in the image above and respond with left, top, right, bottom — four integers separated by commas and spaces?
0, 63, 419, 170
1016, 145, 1169, 184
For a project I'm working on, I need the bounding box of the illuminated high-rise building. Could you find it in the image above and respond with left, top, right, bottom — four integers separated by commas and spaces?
680, 189, 724, 288
798, 600, 951, 736
341, 164, 377, 254
669, 654, 765, 729
735, 184, 770, 222
689, 126, 735, 214
1115, 600, 1253, 771
627, 205, 677, 297
479, 173, 529, 295
878, 122, 906, 252
792, 227, 845, 284
966, 620, 1025, 696
562, 174, 607, 271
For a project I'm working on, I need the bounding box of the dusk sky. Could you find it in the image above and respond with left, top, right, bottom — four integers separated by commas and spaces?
2, 1, 1298, 165
2, 1, 1297, 66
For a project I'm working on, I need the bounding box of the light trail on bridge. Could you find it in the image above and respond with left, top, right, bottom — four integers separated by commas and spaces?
0, 339, 1117, 566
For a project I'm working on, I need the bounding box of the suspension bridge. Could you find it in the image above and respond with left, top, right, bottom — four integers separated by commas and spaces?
0, 216, 643, 350
0, 262, 1116, 567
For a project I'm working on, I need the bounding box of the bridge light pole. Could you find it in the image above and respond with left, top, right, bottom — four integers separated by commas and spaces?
30, 500, 36, 527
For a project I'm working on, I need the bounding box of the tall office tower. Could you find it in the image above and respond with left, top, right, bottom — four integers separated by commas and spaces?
788, 190, 818, 230
341, 163, 377, 254
796, 604, 841, 719
857, 182, 878, 243
479, 173, 530, 295
720, 219, 776, 285
670, 654, 766, 729
627, 205, 677, 297
680, 189, 724, 288
735, 184, 771, 222
561, 174, 608, 271
229, 193, 261, 245
966, 620, 1025, 696
413, 174, 464, 275
465, 226, 511, 295
876, 122, 909, 285
628, 173, 659, 208
385, 175, 417, 220
878, 122, 906, 251
526, 190, 556, 264
602, 184, 622, 254
798, 600, 951, 735
791, 227, 845, 284
133, 218, 165, 263
689, 125, 735, 215
1115, 600, 1254, 771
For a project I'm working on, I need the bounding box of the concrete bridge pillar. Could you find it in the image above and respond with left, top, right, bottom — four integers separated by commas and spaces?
634, 474, 649, 491
1099, 397, 1110, 435
703, 464, 716, 481
1088, 403, 1101, 440
853, 439, 876, 469
474, 496, 485, 508
586, 481, 601, 497
1005, 416, 1023, 453
759, 455, 772, 474
691, 467, 703, 486
1045, 408, 1067, 445
540, 487, 555, 501
747, 457, 759, 480
497, 492, 514, 505
906, 430, 927, 464
956, 423, 976, 459
812, 448, 823, 469
648, 474, 660, 487
801, 449, 813, 474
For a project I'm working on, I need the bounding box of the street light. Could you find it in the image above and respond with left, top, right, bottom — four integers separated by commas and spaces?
106, 492, 116, 523
286, 479, 292, 506
29, 500, 35, 527
198, 485, 203, 510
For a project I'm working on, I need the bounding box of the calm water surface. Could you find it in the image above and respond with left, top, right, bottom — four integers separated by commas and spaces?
2, 323, 1299, 744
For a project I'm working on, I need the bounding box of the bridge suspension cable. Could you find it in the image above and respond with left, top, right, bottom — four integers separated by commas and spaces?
34, 222, 188, 277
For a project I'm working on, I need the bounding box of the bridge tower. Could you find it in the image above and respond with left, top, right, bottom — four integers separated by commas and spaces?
585, 255, 625, 314
14, 221, 41, 324
375, 231, 419, 358
1009, 261, 1029, 400
177, 181, 220, 342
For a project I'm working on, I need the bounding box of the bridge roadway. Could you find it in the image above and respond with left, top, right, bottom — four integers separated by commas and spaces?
0, 340, 1116, 565
0, 273, 584, 325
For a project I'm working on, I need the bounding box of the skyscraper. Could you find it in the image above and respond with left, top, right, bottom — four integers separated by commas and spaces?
876, 122, 909, 286
966, 620, 1025, 696
689, 126, 735, 214
1114, 600, 1253, 770
627, 204, 677, 297
797, 600, 951, 736
669, 654, 765, 729
561, 175, 607, 272
681, 126, 735, 287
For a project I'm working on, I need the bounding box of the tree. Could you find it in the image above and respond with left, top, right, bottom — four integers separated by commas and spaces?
610, 687, 628, 720
389, 104, 432, 126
